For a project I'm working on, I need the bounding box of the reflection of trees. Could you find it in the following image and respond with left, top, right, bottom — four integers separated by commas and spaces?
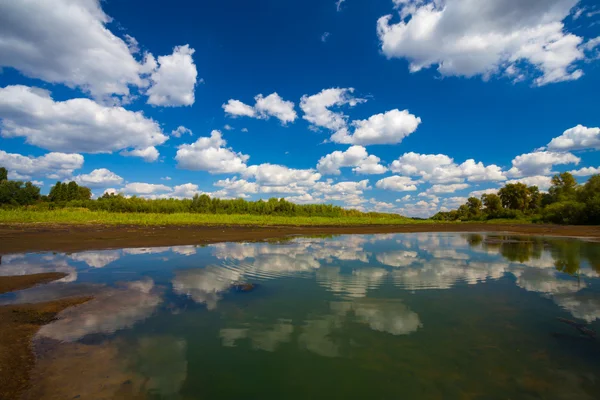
550, 240, 582, 276
465, 234, 483, 247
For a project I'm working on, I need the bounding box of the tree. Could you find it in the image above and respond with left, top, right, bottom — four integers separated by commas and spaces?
482, 194, 502, 215
466, 197, 482, 218
549, 172, 578, 202
0, 180, 41, 205
498, 183, 529, 211
527, 186, 542, 212
0, 167, 7, 182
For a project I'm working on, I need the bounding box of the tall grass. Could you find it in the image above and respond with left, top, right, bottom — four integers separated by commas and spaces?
0, 208, 431, 226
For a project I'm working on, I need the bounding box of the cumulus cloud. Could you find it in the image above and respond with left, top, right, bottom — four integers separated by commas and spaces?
469, 188, 499, 198
171, 126, 193, 138
508, 151, 580, 177
0, 0, 154, 101
317, 145, 387, 175
244, 164, 321, 186
506, 176, 553, 190
377, 0, 588, 86
146, 45, 198, 107
547, 125, 600, 151
312, 179, 371, 207
120, 146, 160, 162
73, 168, 123, 188
0, 85, 168, 160
330, 109, 421, 145
214, 178, 259, 198
122, 182, 172, 195
390, 152, 506, 183
176, 130, 249, 174
300, 88, 365, 131
223, 93, 296, 124
375, 176, 419, 192
569, 166, 600, 176
426, 183, 470, 194
223, 100, 256, 118
0, 150, 83, 180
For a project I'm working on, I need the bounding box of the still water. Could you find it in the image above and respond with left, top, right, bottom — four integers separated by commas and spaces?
2, 233, 600, 399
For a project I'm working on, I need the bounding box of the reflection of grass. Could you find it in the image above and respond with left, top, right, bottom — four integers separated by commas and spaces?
0, 209, 435, 226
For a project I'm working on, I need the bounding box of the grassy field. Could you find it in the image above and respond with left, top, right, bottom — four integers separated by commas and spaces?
0, 209, 433, 226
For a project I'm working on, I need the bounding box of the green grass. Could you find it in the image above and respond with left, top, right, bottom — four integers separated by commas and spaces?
0, 209, 436, 226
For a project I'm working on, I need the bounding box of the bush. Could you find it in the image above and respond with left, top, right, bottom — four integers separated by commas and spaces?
541, 201, 586, 225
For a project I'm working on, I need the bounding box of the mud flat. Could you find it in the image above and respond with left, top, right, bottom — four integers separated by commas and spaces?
2, 223, 600, 255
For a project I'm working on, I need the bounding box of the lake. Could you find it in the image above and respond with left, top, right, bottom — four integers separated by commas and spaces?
2, 233, 600, 399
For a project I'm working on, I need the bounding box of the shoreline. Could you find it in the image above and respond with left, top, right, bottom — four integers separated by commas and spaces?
2, 222, 600, 254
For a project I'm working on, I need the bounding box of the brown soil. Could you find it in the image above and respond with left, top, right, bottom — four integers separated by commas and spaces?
2, 223, 600, 255
0, 273, 69, 295
0, 273, 91, 400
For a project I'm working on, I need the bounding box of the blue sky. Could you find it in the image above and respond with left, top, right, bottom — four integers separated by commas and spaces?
1, 0, 600, 217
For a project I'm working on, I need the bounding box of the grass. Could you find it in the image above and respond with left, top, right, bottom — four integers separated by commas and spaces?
0, 208, 436, 226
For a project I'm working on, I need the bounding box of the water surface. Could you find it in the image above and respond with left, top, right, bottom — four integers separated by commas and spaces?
2, 233, 600, 399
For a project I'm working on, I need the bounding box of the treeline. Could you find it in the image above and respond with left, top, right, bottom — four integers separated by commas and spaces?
0, 167, 400, 218
433, 172, 600, 225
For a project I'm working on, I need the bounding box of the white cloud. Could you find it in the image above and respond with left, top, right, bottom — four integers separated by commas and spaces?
321, 32, 330, 42
569, 166, 600, 176
427, 183, 470, 194
122, 182, 172, 195
547, 125, 600, 151
161, 176, 172, 181
241, 128, 249, 132
442, 196, 469, 208
214, 178, 259, 198
285, 193, 323, 204
0, 150, 84, 180
120, 146, 160, 162
223, 93, 296, 124
509, 151, 580, 177
397, 200, 440, 218
0, 85, 168, 160
244, 164, 321, 186
300, 88, 365, 131
469, 188, 499, 198
375, 176, 419, 192
176, 130, 249, 174
336, 0, 345, 12
171, 183, 201, 199
506, 176, 553, 190
330, 109, 421, 145
146, 45, 198, 107
390, 152, 506, 183
377, 0, 588, 86
73, 168, 123, 188
171, 126, 193, 138
312, 179, 371, 206
223, 124, 233, 131
0, 0, 153, 101
317, 145, 387, 175
223, 99, 256, 117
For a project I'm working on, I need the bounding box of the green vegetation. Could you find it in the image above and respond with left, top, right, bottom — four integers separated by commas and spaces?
0, 209, 419, 226
433, 172, 600, 225
0, 166, 413, 225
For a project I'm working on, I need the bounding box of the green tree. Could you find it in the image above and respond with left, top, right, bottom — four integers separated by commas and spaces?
498, 183, 529, 211
527, 186, 542, 212
466, 197, 482, 218
482, 193, 502, 215
549, 172, 578, 202
0, 167, 7, 182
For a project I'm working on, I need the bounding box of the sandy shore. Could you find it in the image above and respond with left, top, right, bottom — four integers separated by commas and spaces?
2, 223, 600, 255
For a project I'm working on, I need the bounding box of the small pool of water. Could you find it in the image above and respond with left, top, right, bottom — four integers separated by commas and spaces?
2, 233, 600, 399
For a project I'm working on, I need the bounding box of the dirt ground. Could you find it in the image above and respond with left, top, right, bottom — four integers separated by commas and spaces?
2, 223, 600, 255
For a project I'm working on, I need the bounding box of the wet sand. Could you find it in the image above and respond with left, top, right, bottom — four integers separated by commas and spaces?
2, 223, 600, 255
0, 273, 90, 399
